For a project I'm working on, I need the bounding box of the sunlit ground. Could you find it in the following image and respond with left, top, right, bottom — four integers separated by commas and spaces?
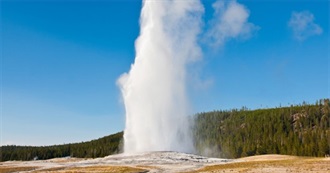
1, 154, 329, 173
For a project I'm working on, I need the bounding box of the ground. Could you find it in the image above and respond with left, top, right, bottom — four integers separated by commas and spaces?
1, 152, 329, 173
190, 155, 330, 173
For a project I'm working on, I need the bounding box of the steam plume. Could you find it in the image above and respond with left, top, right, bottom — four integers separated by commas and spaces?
117, 0, 203, 153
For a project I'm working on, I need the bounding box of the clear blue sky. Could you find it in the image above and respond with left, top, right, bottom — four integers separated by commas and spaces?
1, 0, 329, 146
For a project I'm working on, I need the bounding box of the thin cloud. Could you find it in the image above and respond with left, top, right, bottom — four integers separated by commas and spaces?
206, 0, 259, 47
288, 11, 323, 41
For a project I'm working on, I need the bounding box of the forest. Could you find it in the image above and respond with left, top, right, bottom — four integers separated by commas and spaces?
194, 99, 330, 158
0, 132, 123, 161
1, 99, 329, 161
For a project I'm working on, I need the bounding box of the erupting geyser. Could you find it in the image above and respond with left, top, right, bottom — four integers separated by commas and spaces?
117, 0, 203, 153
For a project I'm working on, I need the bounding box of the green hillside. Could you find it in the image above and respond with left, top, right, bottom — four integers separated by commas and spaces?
1, 99, 329, 161
194, 99, 330, 158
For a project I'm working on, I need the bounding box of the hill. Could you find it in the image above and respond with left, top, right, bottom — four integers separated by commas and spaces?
1, 99, 329, 161
194, 99, 330, 158
0, 132, 122, 161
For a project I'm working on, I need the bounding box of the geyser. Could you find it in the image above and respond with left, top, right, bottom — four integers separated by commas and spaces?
117, 0, 203, 153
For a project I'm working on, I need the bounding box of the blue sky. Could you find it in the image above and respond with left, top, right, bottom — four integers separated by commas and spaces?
1, 0, 329, 146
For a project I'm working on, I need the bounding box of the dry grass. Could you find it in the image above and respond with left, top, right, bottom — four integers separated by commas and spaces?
32, 166, 66, 172
31, 165, 148, 173
185, 156, 330, 173
0, 166, 39, 173
135, 165, 160, 170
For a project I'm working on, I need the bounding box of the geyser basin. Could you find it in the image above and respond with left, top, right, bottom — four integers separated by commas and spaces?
4, 153, 329, 173
98, 151, 231, 164
1, 151, 234, 173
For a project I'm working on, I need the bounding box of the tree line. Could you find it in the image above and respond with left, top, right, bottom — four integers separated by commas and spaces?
0, 132, 122, 161
1, 99, 329, 161
194, 99, 330, 158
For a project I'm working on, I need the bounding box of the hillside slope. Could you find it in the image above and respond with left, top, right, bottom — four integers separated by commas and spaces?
194, 99, 330, 158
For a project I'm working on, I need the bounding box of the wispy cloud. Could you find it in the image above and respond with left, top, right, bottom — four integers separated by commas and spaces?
288, 11, 323, 41
206, 0, 259, 47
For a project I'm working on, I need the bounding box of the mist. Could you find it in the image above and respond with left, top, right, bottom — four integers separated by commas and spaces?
117, 0, 203, 153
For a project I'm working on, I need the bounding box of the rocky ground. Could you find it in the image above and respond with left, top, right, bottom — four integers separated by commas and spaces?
1, 151, 329, 173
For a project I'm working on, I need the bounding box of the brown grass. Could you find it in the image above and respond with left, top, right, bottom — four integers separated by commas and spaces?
32, 165, 148, 173
32, 166, 66, 172
0, 166, 39, 173
184, 156, 330, 173
135, 165, 159, 170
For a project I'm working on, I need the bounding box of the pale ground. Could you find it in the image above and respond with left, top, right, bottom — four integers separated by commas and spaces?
1, 152, 329, 173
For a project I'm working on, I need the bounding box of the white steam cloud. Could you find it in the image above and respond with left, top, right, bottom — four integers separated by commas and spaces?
288, 11, 323, 41
207, 0, 258, 47
118, 0, 203, 153
118, 0, 257, 154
